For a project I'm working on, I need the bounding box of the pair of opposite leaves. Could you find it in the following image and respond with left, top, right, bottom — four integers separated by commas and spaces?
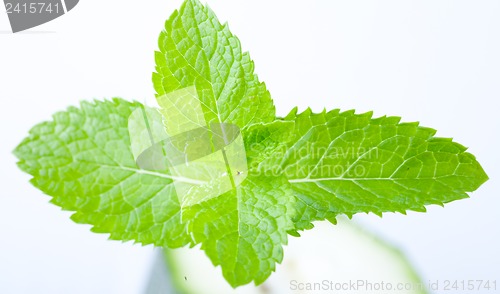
14, 0, 488, 288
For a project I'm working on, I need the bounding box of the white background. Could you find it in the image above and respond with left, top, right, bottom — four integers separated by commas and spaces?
1, 0, 499, 293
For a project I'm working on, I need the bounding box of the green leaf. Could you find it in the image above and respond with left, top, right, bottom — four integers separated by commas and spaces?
153, 0, 275, 129
273, 108, 488, 230
150, 1, 297, 284
182, 175, 296, 287
13, 99, 191, 248
13, 0, 489, 289
243, 120, 295, 172
139, 87, 295, 287
14, 97, 296, 287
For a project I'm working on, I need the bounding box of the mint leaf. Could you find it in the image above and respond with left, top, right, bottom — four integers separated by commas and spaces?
182, 175, 295, 287
135, 87, 295, 287
150, 1, 298, 283
243, 120, 295, 171
14, 97, 296, 287
14, 99, 191, 248
273, 108, 488, 230
153, 0, 275, 129
13, 0, 489, 289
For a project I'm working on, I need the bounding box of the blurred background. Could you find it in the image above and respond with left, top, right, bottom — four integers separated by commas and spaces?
0, 0, 499, 293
